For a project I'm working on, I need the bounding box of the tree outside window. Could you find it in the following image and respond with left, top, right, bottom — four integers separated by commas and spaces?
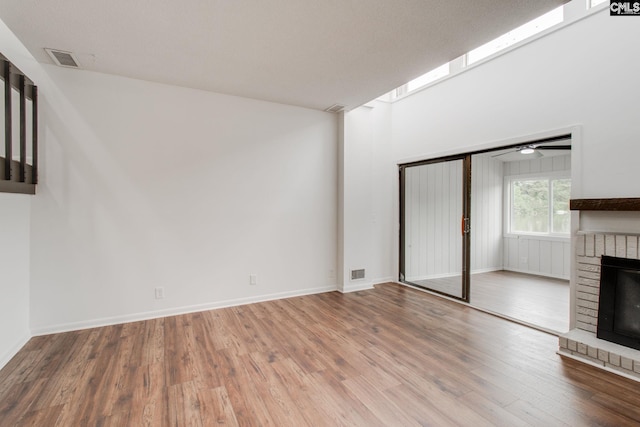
552, 179, 571, 234
510, 177, 570, 235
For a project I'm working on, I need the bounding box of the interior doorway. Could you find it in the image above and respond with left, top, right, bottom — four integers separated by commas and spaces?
399, 135, 571, 333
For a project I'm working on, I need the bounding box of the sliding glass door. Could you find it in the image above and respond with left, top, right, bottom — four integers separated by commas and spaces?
400, 155, 471, 301
399, 135, 571, 329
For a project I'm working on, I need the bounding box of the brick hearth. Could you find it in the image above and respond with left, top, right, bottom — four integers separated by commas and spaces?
558, 232, 640, 380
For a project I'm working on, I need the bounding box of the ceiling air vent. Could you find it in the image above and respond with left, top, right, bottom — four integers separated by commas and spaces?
44, 48, 80, 68
324, 104, 345, 113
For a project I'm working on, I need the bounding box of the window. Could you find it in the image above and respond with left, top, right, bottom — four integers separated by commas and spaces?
386, 4, 573, 100
393, 63, 451, 98
508, 175, 570, 235
405, 63, 450, 93
466, 6, 564, 65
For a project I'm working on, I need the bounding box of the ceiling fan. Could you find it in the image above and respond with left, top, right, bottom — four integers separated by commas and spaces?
491, 143, 571, 159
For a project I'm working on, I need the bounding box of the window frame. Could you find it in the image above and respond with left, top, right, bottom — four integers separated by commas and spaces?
466, 6, 564, 66
504, 171, 571, 239
589, 0, 608, 9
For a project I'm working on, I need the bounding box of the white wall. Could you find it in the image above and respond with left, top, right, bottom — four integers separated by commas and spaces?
0, 193, 31, 368
502, 154, 571, 279
338, 5, 639, 290
0, 14, 339, 340
385, 7, 640, 274
471, 155, 503, 273
392, 9, 640, 196
23, 65, 338, 333
341, 102, 395, 291
0, 22, 34, 369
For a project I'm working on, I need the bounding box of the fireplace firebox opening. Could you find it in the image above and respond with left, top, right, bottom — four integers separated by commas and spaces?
598, 255, 640, 351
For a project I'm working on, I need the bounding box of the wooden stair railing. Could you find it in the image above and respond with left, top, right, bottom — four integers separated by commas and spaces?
0, 53, 37, 195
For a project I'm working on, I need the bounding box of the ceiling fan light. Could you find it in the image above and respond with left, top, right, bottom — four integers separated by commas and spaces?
520, 147, 535, 154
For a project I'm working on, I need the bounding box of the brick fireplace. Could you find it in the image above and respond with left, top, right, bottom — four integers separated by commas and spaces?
558, 232, 640, 380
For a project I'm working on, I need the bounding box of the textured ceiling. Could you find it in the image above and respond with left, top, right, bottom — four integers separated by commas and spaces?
0, 0, 568, 111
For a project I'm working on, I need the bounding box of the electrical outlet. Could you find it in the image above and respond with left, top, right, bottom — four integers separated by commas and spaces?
155, 287, 165, 299
249, 274, 257, 285
520, 257, 528, 265
328, 269, 335, 279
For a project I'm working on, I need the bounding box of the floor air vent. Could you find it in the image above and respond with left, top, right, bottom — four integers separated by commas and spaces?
45, 49, 80, 68
351, 269, 365, 280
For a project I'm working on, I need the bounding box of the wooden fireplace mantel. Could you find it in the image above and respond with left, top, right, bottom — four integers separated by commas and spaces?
570, 198, 640, 211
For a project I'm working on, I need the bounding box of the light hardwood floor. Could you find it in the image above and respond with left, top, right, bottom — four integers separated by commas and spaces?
471, 270, 569, 332
1, 283, 638, 426
413, 270, 569, 332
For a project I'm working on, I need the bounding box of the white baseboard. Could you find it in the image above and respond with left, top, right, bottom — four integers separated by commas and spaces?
0, 333, 31, 371
341, 281, 375, 293
405, 272, 459, 282
503, 267, 569, 281
340, 276, 396, 293
371, 276, 395, 285
471, 267, 504, 275
31, 284, 338, 336
406, 267, 502, 282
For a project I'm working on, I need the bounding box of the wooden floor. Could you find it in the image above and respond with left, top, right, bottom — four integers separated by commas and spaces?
1, 283, 639, 426
413, 270, 570, 332
471, 271, 569, 333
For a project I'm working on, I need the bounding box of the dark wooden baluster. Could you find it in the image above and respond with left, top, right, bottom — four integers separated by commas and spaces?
32, 85, 38, 184
3, 60, 11, 181
19, 75, 26, 182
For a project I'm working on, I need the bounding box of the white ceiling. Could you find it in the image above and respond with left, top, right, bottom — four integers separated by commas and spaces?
0, 0, 568, 111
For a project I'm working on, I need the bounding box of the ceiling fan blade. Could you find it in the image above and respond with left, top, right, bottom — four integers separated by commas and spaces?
491, 150, 516, 158
535, 145, 571, 150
